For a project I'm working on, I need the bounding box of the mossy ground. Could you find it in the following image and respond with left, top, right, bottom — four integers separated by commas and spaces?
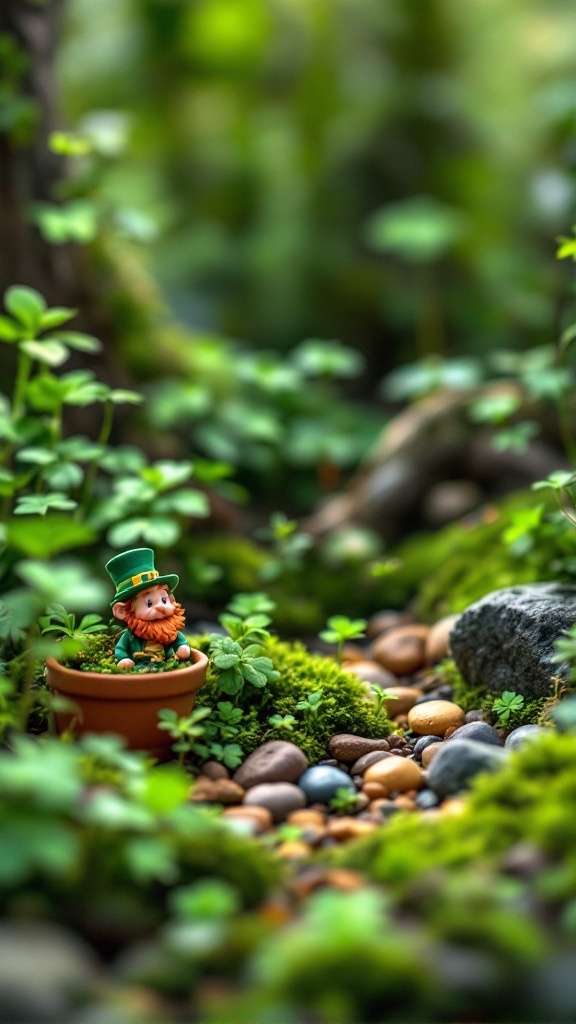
73, 631, 190, 674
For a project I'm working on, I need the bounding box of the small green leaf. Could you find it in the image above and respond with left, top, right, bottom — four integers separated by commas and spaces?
4, 286, 46, 330
38, 308, 77, 331
16, 447, 57, 466
0, 316, 22, 341
14, 493, 78, 516
54, 331, 102, 353
20, 339, 69, 367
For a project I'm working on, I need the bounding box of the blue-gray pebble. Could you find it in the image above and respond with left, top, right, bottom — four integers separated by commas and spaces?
427, 738, 509, 798
413, 735, 443, 759
446, 721, 502, 746
298, 765, 356, 803
415, 789, 440, 810
504, 724, 549, 749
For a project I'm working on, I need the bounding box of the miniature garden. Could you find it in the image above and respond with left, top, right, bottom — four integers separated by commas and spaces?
5, 2, 576, 1022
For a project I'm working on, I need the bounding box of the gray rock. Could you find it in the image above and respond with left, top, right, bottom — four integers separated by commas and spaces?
298, 765, 356, 803
0, 921, 100, 1023
450, 583, 576, 700
505, 724, 549, 749
446, 721, 502, 746
233, 740, 308, 788
243, 782, 306, 822
413, 734, 443, 760
350, 750, 392, 775
427, 738, 509, 797
328, 734, 390, 763
465, 709, 485, 723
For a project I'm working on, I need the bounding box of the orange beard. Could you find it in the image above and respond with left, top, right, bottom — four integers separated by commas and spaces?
124, 602, 186, 645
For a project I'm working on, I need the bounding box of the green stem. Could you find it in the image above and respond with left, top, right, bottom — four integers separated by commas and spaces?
12, 350, 32, 421
77, 399, 114, 520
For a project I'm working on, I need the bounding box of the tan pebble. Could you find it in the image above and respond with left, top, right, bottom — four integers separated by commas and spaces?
407, 700, 465, 737
276, 841, 311, 859
393, 795, 416, 810
222, 805, 273, 831
341, 643, 366, 663
353, 792, 370, 813
327, 817, 377, 841
287, 809, 326, 828
371, 625, 430, 676
366, 611, 413, 639
364, 756, 423, 792
440, 798, 467, 817
325, 868, 366, 890
190, 777, 245, 804
362, 781, 389, 800
345, 661, 398, 688
444, 725, 460, 738
381, 686, 423, 716
405, 789, 418, 799
421, 742, 444, 768
393, 714, 409, 728
425, 614, 460, 665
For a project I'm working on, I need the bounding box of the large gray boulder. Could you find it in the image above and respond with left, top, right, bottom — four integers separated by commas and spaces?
450, 583, 576, 700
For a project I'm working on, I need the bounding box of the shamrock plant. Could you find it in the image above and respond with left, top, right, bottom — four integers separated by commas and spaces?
491, 691, 525, 727
157, 706, 212, 766
319, 615, 367, 666
208, 593, 280, 700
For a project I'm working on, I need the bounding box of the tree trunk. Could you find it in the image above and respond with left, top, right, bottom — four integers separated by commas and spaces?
0, 0, 78, 302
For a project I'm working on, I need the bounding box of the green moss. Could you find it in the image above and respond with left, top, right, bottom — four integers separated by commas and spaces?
197, 638, 391, 763
74, 631, 189, 674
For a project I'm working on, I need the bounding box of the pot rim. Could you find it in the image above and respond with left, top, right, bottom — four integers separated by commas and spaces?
46, 648, 208, 700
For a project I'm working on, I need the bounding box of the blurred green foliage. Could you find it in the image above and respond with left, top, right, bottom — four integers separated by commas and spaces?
59, 0, 576, 369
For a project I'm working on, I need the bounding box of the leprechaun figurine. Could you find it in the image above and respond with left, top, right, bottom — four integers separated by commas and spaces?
105, 548, 191, 669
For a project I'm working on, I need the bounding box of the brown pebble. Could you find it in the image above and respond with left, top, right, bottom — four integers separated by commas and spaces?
393, 795, 416, 810
345, 660, 398, 689
387, 734, 408, 749
371, 624, 430, 676
222, 805, 273, 833
393, 714, 409, 728
421, 742, 444, 768
287, 809, 326, 828
200, 761, 230, 781
366, 610, 413, 639
328, 734, 392, 764
327, 817, 377, 841
425, 614, 460, 665
276, 841, 311, 859
407, 700, 466, 737
362, 781, 389, 800
364, 757, 423, 793
341, 643, 367, 663
353, 792, 370, 813
382, 686, 423, 717
190, 777, 245, 805
390, 748, 409, 757
351, 750, 391, 775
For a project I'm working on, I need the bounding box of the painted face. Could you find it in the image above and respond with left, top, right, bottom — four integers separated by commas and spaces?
131, 584, 177, 621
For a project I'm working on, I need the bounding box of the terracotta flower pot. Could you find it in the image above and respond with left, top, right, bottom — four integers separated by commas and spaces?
46, 649, 208, 760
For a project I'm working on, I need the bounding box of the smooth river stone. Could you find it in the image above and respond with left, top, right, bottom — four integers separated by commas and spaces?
233, 740, 308, 788
363, 756, 423, 793
408, 700, 466, 736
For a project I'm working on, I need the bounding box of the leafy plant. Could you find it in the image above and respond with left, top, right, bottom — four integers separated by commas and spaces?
295, 691, 323, 718
157, 707, 213, 766
319, 615, 367, 666
371, 685, 399, 719
39, 604, 107, 641
255, 512, 314, 582
208, 636, 279, 698
268, 713, 297, 732
491, 691, 525, 726
329, 787, 359, 816
193, 701, 245, 769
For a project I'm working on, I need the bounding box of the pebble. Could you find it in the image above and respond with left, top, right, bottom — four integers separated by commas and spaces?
190, 777, 245, 805
286, 809, 326, 828
363, 756, 423, 793
222, 805, 273, 833
298, 765, 356, 803
276, 841, 311, 859
201, 760, 230, 781
243, 783, 306, 822
427, 738, 509, 798
345, 661, 398, 688
371, 624, 430, 676
415, 789, 441, 810
291, 867, 366, 899
327, 817, 377, 841
446, 721, 502, 746
504, 724, 549, 749
381, 686, 424, 716
370, 799, 403, 820
413, 734, 443, 760
366, 610, 413, 638
351, 750, 392, 775
328, 734, 390, 764
233, 741, 308, 788
393, 795, 417, 811
425, 613, 460, 664
362, 781, 389, 800
408, 699, 466, 736
465, 709, 486, 723
421, 742, 444, 768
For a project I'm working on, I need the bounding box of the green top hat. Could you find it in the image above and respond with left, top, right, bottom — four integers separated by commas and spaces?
105, 548, 179, 607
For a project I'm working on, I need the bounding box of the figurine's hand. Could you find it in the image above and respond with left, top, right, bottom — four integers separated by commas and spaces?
176, 644, 191, 661
117, 658, 135, 669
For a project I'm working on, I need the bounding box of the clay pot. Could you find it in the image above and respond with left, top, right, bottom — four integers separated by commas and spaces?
46, 649, 208, 760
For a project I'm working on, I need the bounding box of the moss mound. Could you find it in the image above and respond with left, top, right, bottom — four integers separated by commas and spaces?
196, 637, 392, 763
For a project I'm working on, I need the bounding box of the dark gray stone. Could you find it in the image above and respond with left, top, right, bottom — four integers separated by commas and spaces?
446, 721, 502, 746
298, 765, 356, 803
427, 738, 509, 797
243, 782, 306, 822
413, 734, 443, 760
449, 583, 576, 700
505, 724, 549, 749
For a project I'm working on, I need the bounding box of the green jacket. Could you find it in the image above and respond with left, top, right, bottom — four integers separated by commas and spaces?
115, 629, 188, 664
